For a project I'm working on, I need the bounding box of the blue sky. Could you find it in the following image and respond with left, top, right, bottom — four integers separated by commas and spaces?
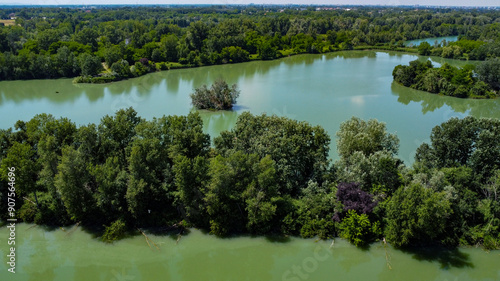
0, 0, 498, 6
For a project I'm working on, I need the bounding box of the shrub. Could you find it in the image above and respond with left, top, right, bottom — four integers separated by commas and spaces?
340, 210, 377, 246
190, 79, 240, 110
102, 219, 127, 243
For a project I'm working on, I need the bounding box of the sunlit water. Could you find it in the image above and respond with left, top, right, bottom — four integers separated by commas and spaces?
1, 50, 497, 164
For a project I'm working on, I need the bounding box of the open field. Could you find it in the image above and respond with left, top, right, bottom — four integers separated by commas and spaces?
0, 19, 16, 26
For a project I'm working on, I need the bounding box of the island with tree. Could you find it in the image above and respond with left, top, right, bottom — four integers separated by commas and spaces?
392, 59, 499, 98
190, 79, 240, 110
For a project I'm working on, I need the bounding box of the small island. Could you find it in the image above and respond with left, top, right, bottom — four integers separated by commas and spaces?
392, 59, 499, 99
190, 79, 240, 110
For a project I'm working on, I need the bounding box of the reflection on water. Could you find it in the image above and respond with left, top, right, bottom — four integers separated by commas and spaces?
0, 224, 499, 281
404, 36, 458, 47
1, 51, 499, 165
391, 82, 500, 119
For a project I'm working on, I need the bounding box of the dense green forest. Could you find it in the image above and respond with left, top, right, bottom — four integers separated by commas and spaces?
1, 109, 499, 249
392, 59, 499, 98
0, 6, 499, 82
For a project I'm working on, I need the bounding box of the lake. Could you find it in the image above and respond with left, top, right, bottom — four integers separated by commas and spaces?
0, 224, 499, 281
405, 36, 458, 47
0, 50, 498, 164
1, 50, 500, 280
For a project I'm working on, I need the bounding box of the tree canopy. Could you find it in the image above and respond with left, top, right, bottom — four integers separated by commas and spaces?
0, 110, 499, 250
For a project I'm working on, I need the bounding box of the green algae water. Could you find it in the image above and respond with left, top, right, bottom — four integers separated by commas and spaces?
0, 224, 499, 281
1, 51, 498, 164
1, 51, 500, 279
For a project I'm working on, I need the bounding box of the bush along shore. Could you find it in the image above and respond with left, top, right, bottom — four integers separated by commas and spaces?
0, 109, 499, 249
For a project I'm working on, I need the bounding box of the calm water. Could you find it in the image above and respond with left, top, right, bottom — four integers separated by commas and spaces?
0, 50, 497, 164
1, 51, 500, 280
405, 36, 458, 47
0, 224, 499, 281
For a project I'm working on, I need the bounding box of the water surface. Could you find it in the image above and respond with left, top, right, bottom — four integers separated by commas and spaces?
0, 224, 499, 281
0, 51, 498, 164
405, 36, 458, 47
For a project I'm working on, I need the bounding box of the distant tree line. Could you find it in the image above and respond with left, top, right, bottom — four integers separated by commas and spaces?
0, 109, 498, 249
0, 6, 499, 82
393, 59, 499, 98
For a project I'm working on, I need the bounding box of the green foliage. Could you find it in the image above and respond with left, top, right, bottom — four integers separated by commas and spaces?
215, 112, 330, 195
416, 117, 500, 181
1, 7, 499, 82
300, 218, 335, 240
1, 107, 499, 248
55, 146, 97, 223
110, 59, 131, 78
476, 58, 500, 91
336, 116, 399, 159
295, 181, 337, 239
220, 46, 250, 63
417, 41, 432, 55
102, 219, 127, 243
0, 142, 38, 198
190, 79, 240, 110
340, 210, 379, 246
393, 60, 496, 98
173, 155, 210, 227
336, 151, 402, 193
78, 53, 103, 76
385, 183, 453, 247
205, 152, 279, 236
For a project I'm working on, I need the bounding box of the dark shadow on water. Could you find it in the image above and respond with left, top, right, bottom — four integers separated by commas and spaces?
357, 242, 372, 252
141, 226, 191, 241
265, 234, 291, 243
400, 245, 474, 269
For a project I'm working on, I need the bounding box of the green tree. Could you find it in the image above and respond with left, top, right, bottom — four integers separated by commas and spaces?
55, 146, 97, 222
92, 156, 128, 222
74, 27, 98, 51
125, 136, 173, 225
340, 210, 379, 246
110, 59, 131, 78
385, 183, 453, 247
78, 53, 103, 76
215, 112, 330, 195
103, 45, 123, 67
243, 155, 279, 234
418, 41, 432, 56
54, 46, 79, 77
0, 142, 39, 203
336, 116, 399, 159
97, 107, 142, 166
205, 152, 255, 236
190, 79, 240, 110
173, 155, 210, 227
205, 152, 279, 235
477, 58, 500, 90
258, 40, 277, 60
162, 35, 179, 62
